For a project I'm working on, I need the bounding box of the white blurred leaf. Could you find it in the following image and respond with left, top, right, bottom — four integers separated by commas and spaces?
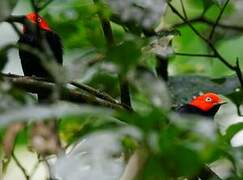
105, 0, 167, 28
0, 102, 112, 127
133, 70, 171, 110
143, 35, 174, 58
171, 113, 217, 140
52, 127, 142, 180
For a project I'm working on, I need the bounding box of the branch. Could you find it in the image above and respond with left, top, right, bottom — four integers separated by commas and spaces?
175, 52, 216, 58
93, 0, 132, 108
173, 16, 243, 32
167, 1, 243, 90
208, 0, 231, 40
12, 152, 29, 180
1, 73, 127, 111
167, 1, 235, 70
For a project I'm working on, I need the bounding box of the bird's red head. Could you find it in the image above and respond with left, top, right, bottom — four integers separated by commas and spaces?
189, 92, 225, 112
24, 12, 51, 32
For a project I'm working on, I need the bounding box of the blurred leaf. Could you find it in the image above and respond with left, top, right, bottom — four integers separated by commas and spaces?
132, 69, 171, 110
107, 38, 143, 74
224, 122, 243, 143
104, 0, 167, 28
0, 0, 18, 22
52, 127, 141, 180
0, 102, 113, 127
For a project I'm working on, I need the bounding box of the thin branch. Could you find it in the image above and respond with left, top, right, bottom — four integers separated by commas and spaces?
175, 52, 216, 58
12, 152, 29, 180
70, 81, 118, 104
38, 0, 54, 12
180, 0, 187, 19
235, 58, 243, 89
2, 73, 128, 111
173, 16, 243, 32
167, 1, 235, 70
93, 0, 132, 108
208, 0, 231, 40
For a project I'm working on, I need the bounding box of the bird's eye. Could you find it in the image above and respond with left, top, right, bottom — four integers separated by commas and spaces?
205, 97, 212, 102
37, 18, 42, 23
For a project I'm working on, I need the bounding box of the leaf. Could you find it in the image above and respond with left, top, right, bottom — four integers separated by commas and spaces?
104, 0, 167, 28
0, 102, 112, 127
0, 0, 18, 22
52, 127, 142, 180
224, 122, 243, 143
107, 38, 143, 74
132, 69, 171, 110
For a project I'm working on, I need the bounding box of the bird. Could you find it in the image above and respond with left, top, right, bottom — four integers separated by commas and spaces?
177, 92, 225, 118
18, 12, 63, 101
17, 13, 63, 154
177, 92, 226, 180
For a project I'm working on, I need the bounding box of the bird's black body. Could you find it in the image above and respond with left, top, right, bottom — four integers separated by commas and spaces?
177, 104, 222, 118
18, 29, 63, 78
177, 103, 222, 180
18, 26, 63, 102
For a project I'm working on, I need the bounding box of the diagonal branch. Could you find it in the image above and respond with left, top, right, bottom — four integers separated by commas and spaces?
208, 0, 231, 40
1, 73, 128, 111
173, 16, 243, 31
167, 1, 235, 70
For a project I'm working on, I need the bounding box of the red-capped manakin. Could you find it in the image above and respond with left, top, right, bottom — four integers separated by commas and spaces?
178, 92, 225, 180
18, 12, 63, 101
178, 92, 225, 118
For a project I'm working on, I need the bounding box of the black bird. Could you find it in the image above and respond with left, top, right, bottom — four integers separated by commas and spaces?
18, 12, 63, 101
178, 92, 225, 180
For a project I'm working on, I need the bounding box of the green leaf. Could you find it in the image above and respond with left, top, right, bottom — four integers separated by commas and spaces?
224, 122, 243, 143
107, 38, 143, 74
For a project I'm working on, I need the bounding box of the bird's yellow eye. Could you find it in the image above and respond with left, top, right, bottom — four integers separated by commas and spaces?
205, 97, 212, 102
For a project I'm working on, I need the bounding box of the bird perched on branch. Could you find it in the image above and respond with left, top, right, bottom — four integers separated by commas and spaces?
17, 12, 63, 101
178, 92, 225, 180
18, 12, 63, 77
16, 13, 63, 155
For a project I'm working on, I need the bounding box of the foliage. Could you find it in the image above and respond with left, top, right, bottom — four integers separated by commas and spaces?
1, 0, 243, 179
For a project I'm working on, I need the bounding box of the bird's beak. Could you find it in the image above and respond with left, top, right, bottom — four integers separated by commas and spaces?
218, 100, 227, 105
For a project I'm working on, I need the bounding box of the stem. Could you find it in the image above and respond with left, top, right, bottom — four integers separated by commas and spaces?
208, 0, 231, 40
12, 152, 29, 180
175, 52, 216, 58
93, 0, 132, 108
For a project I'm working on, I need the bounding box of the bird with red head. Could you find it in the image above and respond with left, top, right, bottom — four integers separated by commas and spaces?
178, 92, 226, 118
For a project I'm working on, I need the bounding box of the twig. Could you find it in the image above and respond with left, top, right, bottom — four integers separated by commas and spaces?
208, 0, 231, 40
175, 52, 216, 58
70, 81, 118, 104
12, 152, 29, 180
38, 0, 54, 12
235, 58, 243, 90
173, 16, 243, 31
179, 0, 187, 19
93, 0, 132, 108
2, 73, 127, 110
167, 1, 235, 70
29, 161, 41, 178
167, 1, 243, 90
